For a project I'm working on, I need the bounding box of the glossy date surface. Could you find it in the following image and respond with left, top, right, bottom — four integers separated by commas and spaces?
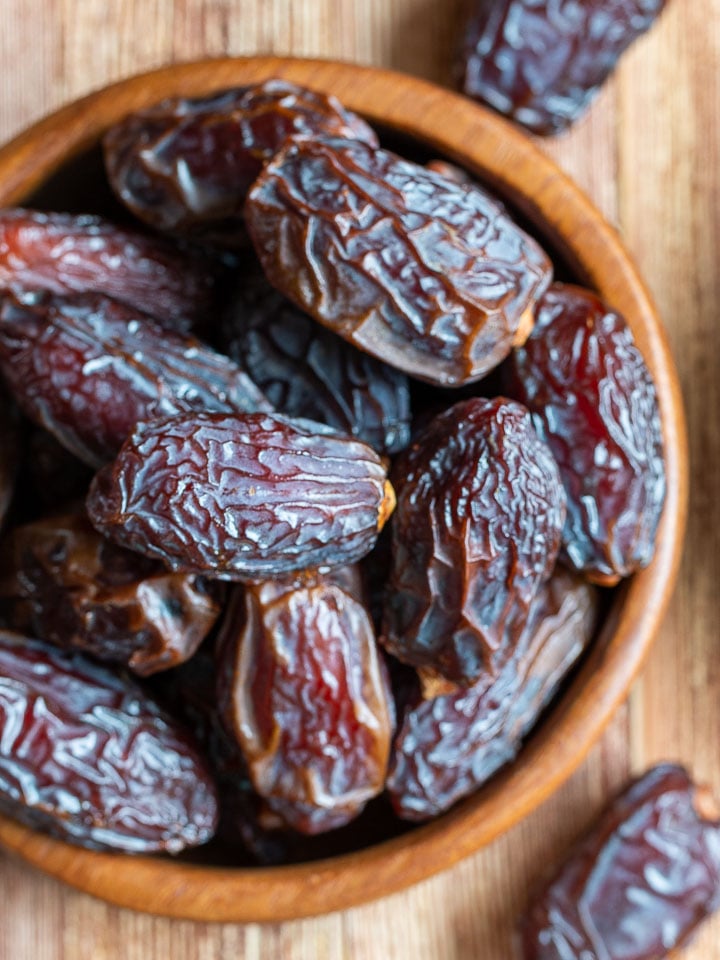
458, 0, 667, 135
382, 397, 566, 685
104, 80, 378, 236
503, 283, 665, 583
246, 137, 552, 386
0, 630, 217, 852
218, 571, 393, 834
87, 411, 395, 580
0, 208, 215, 332
220, 269, 411, 455
522, 765, 720, 959
388, 567, 598, 820
0, 289, 270, 467
0, 510, 222, 676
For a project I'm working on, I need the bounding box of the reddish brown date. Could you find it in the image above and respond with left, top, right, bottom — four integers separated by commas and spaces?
245, 137, 552, 386
87, 411, 395, 580
382, 397, 566, 685
503, 283, 665, 583
0, 208, 215, 332
458, 0, 667, 135
218, 572, 393, 834
387, 567, 598, 820
104, 80, 378, 237
220, 270, 411, 455
522, 765, 720, 959
0, 289, 271, 468
0, 510, 222, 676
0, 630, 217, 852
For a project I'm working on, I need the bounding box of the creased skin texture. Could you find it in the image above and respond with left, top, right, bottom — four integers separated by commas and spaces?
104, 80, 378, 236
387, 567, 597, 821
0, 208, 215, 332
86, 411, 393, 581
220, 269, 411, 455
382, 397, 566, 685
522, 765, 720, 959
0, 630, 218, 852
458, 0, 667, 135
0, 289, 271, 468
503, 283, 665, 584
245, 137, 552, 386
0, 509, 222, 676
218, 571, 393, 834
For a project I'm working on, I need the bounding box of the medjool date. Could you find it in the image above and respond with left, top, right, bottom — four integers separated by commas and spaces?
503, 283, 665, 583
246, 137, 552, 386
0, 630, 217, 852
522, 765, 720, 959
458, 0, 668, 135
220, 269, 411, 455
0, 289, 270, 467
87, 411, 395, 580
382, 397, 566, 685
0, 509, 222, 676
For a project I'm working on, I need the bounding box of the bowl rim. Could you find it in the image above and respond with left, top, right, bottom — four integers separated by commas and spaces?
0, 55, 688, 922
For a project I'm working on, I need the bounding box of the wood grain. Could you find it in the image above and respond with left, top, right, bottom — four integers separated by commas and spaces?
0, 0, 713, 956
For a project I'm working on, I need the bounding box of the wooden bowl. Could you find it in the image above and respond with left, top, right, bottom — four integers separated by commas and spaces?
0, 57, 687, 921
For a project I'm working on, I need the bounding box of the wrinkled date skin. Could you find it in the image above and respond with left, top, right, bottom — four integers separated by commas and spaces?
458, 0, 667, 135
382, 397, 566, 685
104, 80, 378, 236
0, 208, 216, 332
87, 411, 395, 580
218, 572, 393, 834
387, 567, 598, 820
0, 510, 223, 676
522, 765, 720, 959
220, 269, 412, 455
0, 630, 218, 852
503, 283, 665, 583
0, 289, 271, 468
246, 137, 552, 386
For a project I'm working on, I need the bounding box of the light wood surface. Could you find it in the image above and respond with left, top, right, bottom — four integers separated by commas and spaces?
0, 0, 713, 956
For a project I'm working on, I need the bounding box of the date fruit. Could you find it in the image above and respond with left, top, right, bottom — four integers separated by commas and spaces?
104, 80, 378, 236
522, 765, 720, 959
220, 269, 411, 454
0, 208, 215, 332
458, 0, 667, 135
87, 411, 395, 580
382, 397, 566, 685
0, 509, 222, 676
0, 389, 18, 528
0, 630, 218, 852
0, 289, 271, 467
218, 571, 393, 834
503, 283, 665, 583
388, 567, 598, 820
246, 137, 552, 386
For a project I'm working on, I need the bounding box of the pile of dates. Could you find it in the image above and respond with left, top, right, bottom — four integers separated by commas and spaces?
0, 79, 667, 864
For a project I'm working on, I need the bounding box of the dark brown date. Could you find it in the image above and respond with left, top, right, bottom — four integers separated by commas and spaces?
245, 137, 552, 386
458, 0, 667, 136
0, 208, 215, 332
0, 289, 271, 467
87, 411, 395, 580
220, 269, 411, 455
387, 567, 598, 820
0, 509, 222, 676
0, 630, 217, 852
0, 388, 19, 528
522, 765, 720, 959
503, 283, 665, 584
104, 80, 378, 236
218, 572, 393, 834
382, 397, 566, 685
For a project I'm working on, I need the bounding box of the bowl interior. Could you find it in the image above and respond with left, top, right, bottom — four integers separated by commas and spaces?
0, 57, 687, 921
